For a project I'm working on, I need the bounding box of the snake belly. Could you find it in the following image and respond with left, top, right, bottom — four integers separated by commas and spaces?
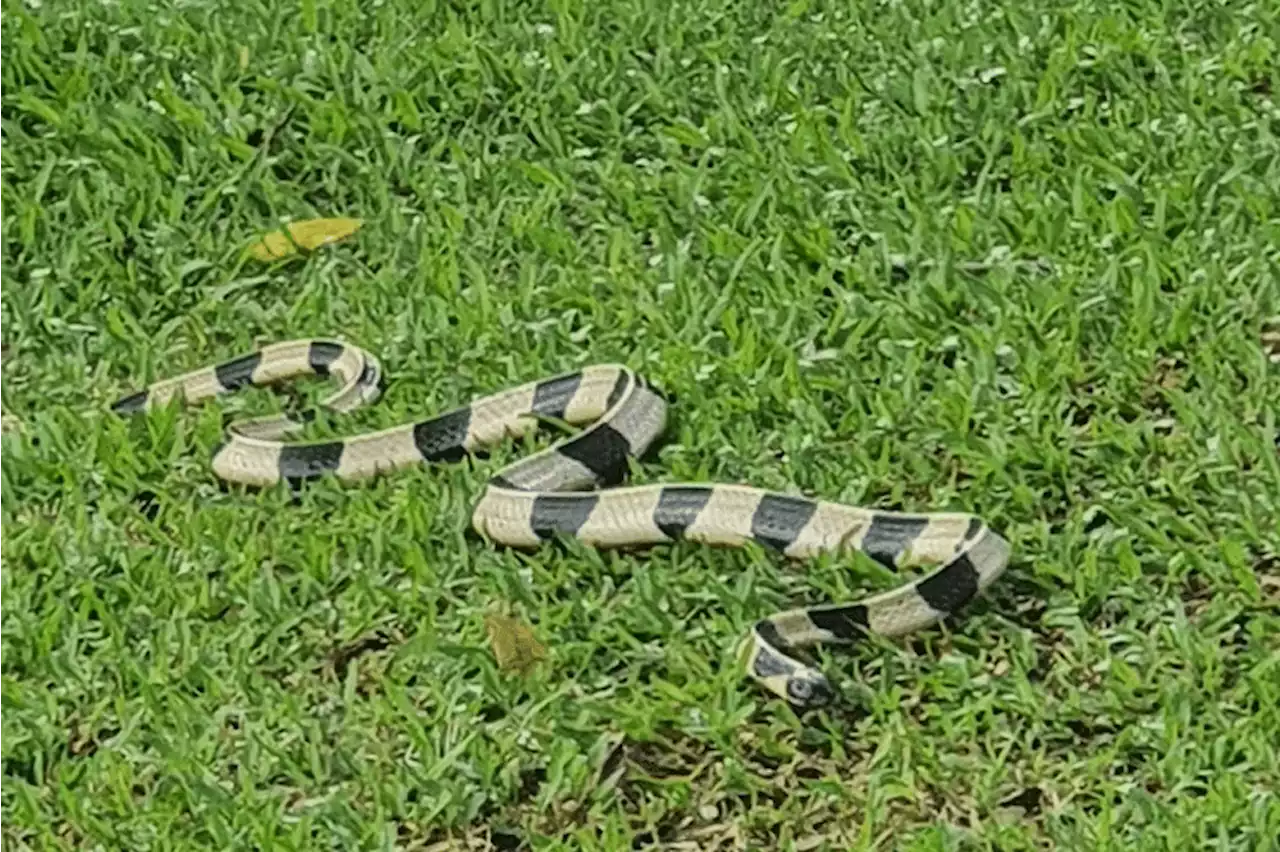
111, 338, 1011, 708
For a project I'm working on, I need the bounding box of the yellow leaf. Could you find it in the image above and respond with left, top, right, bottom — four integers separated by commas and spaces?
248, 217, 362, 261
484, 611, 546, 676
238, 45, 250, 71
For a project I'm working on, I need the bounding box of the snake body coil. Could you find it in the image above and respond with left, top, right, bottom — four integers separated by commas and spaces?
112, 339, 1011, 708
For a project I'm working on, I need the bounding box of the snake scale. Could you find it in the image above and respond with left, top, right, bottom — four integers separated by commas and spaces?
112, 339, 1011, 708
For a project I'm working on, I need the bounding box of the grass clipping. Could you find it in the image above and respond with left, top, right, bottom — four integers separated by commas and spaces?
249, 217, 361, 261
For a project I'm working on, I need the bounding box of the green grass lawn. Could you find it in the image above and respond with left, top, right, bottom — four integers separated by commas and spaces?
3, 0, 1279, 848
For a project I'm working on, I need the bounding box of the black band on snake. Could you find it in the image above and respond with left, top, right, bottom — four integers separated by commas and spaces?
111, 339, 1011, 709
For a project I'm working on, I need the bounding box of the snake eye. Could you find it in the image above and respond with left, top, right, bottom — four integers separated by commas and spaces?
787, 676, 833, 707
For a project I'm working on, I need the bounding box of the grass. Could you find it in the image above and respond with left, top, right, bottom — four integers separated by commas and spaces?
2, 0, 1279, 848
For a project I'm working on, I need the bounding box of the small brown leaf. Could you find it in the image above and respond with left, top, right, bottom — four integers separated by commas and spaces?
248, 217, 361, 261
484, 611, 546, 675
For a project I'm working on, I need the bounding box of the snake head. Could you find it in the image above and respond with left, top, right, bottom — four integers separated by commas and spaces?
745, 621, 839, 710
786, 672, 834, 709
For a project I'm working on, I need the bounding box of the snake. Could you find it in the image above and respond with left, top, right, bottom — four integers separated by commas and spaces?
110, 338, 1012, 709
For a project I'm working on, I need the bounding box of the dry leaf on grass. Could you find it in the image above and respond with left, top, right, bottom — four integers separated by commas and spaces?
484, 610, 547, 676
248, 217, 361, 261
